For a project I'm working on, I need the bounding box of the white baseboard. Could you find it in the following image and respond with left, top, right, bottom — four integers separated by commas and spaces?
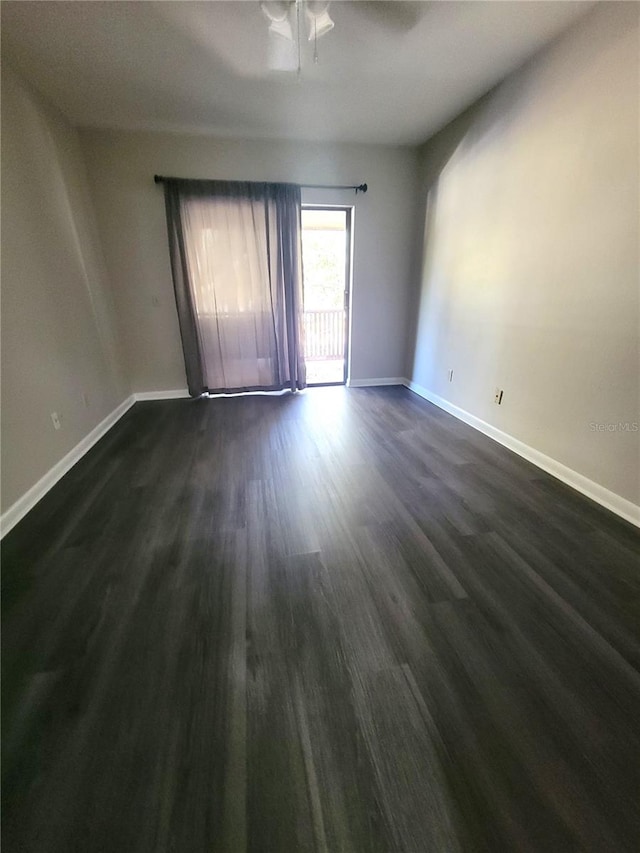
348, 377, 406, 388
134, 389, 190, 401
0, 394, 136, 539
403, 379, 640, 528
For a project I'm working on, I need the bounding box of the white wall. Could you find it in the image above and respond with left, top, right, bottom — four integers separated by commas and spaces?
1, 68, 128, 515
407, 3, 639, 509
79, 130, 419, 392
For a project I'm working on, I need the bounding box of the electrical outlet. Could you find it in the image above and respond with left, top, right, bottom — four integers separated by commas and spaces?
447, 369, 454, 382
51, 412, 61, 430
494, 388, 504, 405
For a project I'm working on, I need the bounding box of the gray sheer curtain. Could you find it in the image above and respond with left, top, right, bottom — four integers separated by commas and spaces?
163, 179, 306, 395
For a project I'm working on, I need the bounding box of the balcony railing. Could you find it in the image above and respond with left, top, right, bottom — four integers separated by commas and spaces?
303, 309, 345, 361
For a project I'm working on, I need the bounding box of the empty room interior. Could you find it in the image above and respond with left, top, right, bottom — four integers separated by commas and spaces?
2, 1, 639, 850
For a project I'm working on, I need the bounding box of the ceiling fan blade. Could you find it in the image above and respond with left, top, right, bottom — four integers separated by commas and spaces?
267, 30, 298, 72
261, 1, 297, 72
349, 1, 428, 33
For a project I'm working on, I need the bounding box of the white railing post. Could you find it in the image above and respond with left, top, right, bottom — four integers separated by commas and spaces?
303, 309, 346, 361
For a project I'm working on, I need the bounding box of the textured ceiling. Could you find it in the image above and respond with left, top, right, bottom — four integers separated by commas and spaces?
1, 1, 595, 144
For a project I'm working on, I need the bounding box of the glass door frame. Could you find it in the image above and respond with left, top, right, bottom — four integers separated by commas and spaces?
301, 204, 353, 387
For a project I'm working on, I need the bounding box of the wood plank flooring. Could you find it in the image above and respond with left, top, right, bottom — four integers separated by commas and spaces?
2, 386, 639, 852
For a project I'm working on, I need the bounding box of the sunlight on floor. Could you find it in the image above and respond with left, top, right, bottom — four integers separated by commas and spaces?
306, 358, 345, 385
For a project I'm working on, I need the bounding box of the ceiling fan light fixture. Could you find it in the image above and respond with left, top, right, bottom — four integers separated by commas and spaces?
305, 2, 334, 40
262, 0, 333, 73
261, 1, 294, 44
260, 1, 291, 24
268, 17, 294, 41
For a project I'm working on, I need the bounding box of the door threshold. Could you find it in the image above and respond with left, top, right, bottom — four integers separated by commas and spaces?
307, 382, 346, 388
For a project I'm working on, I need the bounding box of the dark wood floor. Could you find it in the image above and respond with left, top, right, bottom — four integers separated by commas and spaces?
2, 386, 639, 852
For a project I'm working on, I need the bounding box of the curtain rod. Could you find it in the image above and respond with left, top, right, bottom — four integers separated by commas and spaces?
153, 175, 367, 194
301, 183, 368, 194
